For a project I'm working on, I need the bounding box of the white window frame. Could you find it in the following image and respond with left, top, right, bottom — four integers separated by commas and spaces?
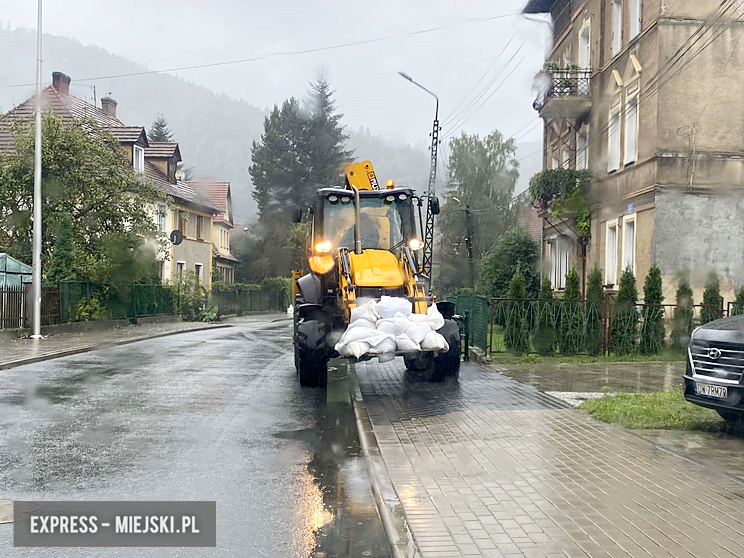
561, 144, 570, 168
578, 20, 591, 70
577, 128, 589, 170
195, 263, 203, 283
608, 104, 622, 172
176, 261, 185, 280
624, 90, 639, 165
549, 238, 570, 290
552, 155, 560, 170
612, 0, 623, 56
622, 214, 637, 275
605, 219, 619, 286
133, 145, 145, 173
157, 204, 166, 232
630, 0, 641, 40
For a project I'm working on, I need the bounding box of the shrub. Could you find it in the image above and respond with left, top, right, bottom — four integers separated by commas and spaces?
504, 266, 529, 354
672, 277, 694, 351
610, 267, 639, 355
173, 271, 208, 321
585, 264, 605, 356
73, 295, 106, 322
261, 276, 292, 307
558, 267, 583, 355
534, 276, 556, 355
640, 264, 665, 354
477, 227, 540, 298
700, 271, 721, 325
733, 285, 744, 316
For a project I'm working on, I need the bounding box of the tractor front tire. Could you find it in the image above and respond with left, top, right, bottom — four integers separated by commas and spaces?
295, 319, 328, 388
430, 319, 461, 382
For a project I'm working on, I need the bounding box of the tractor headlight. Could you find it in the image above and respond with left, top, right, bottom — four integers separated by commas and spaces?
328, 195, 338, 203
309, 255, 335, 275
409, 238, 424, 251
314, 241, 331, 253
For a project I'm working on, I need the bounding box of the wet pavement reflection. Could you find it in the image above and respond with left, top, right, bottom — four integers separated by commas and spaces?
0, 321, 390, 557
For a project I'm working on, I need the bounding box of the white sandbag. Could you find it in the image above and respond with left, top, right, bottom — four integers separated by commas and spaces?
378, 351, 396, 363
377, 295, 412, 318
376, 317, 411, 336
421, 331, 449, 352
350, 300, 380, 323
395, 333, 420, 352
346, 318, 376, 332
407, 312, 432, 324
368, 335, 396, 355
426, 303, 445, 330
406, 323, 432, 344
336, 340, 371, 358
342, 327, 387, 346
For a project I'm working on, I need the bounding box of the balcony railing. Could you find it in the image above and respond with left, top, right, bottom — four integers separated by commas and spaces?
533, 69, 592, 118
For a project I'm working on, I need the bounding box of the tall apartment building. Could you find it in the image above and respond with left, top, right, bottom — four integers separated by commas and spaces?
526, 0, 744, 303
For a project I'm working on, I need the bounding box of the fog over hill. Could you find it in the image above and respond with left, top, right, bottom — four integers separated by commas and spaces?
0, 26, 541, 221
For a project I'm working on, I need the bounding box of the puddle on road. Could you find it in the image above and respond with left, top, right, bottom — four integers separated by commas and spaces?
274, 361, 389, 558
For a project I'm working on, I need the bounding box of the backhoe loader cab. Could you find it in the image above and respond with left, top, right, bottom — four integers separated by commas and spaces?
292, 161, 460, 388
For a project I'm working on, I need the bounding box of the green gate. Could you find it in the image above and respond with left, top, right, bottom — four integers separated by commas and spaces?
450, 294, 489, 352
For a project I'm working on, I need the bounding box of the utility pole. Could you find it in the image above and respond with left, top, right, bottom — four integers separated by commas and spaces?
398, 71, 439, 279
31, 0, 43, 339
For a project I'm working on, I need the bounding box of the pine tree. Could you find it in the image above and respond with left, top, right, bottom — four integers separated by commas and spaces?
149, 113, 173, 143
305, 73, 354, 187
558, 267, 583, 354
534, 276, 556, 355
610, 266, 639, 355
504, 266, 529, 353
640, 264, 665, 354
733, 285, 744, 316
672, 277, 694, 350
46, 213, 77, 285
585, 264, 605, 356
701, 271, 721, 325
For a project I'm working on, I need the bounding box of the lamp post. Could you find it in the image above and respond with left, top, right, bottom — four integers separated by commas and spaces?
31, 0, 43, 339
398, 71, 439, 279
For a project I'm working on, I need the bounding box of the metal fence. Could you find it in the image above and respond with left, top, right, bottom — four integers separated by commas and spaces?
446, 294, 490, 352
210, 289, 286, 316
0, 286, 26, 329
484, 295, 725, 355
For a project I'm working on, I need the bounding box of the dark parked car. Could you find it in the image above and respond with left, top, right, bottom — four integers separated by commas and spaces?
684, 315, 744, 423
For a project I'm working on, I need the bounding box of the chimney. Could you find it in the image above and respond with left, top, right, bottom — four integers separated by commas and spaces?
101, 96, 117, 118
51, 71, 71, 95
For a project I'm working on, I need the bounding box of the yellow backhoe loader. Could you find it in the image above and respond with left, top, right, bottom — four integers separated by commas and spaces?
291, 161, 460, 387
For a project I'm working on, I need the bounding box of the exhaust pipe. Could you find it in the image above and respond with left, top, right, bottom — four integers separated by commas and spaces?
352, 185, 362, 254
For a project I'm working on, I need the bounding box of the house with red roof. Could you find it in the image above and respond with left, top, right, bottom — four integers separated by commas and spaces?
0, 71, 221, 288
189, 180, 239, 283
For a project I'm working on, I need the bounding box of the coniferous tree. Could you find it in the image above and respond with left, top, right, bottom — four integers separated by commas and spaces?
534, 276, 556, 355
149, 113, 174, 143
640, 264, 665, 354
504, 266, 529, 353
46, 213, 77, 285
611, 266, 639, 355
733, 285, 744, 316
585, 264, 605, 356
701, 271, 721, 325
558, 267, 582, 354
672, 276, 694, 350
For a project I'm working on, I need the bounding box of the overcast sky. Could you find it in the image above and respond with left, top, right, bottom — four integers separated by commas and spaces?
0, 0, 550, 146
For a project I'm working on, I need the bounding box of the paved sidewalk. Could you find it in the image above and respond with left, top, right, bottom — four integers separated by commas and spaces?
0, 313, 285, 369
357, 359, 744, 558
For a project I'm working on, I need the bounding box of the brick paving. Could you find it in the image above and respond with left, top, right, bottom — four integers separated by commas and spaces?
357, 359, 744, 558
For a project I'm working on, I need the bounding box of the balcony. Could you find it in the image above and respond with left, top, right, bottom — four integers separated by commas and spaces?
533, 69, 592, 120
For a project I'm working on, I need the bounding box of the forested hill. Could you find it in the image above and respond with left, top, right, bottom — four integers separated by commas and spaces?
0, 26, 541, 221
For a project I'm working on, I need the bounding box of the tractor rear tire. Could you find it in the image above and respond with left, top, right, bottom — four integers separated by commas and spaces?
430, 319, 461, 382
295, 318, 328, 388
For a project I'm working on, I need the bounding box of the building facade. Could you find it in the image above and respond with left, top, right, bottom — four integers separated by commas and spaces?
190, 181, 239, 283
527, 0, 744, 303
0, 71, 220, 289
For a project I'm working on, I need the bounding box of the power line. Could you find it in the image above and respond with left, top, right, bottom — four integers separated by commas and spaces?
441, 32, 518, 126
511, 119, 543, 143
8, 11, 523, 88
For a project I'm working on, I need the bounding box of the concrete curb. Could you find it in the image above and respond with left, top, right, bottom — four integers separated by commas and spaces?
0, 324, 232, 371
349, 367, 421, 558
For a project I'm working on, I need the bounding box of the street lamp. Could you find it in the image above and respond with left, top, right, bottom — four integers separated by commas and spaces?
398, 70, 439, 279
31, 0, 43, 339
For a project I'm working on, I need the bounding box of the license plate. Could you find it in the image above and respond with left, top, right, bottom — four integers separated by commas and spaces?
694, 382, 728, 399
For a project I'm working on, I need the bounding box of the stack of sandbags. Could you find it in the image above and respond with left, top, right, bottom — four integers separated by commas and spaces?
334, 298, 449, 359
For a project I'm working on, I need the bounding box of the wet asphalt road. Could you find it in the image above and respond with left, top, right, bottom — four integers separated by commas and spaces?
0, 319, 390, 557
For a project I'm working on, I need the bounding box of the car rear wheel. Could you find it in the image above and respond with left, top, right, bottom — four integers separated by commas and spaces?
717, 409, 744, 425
